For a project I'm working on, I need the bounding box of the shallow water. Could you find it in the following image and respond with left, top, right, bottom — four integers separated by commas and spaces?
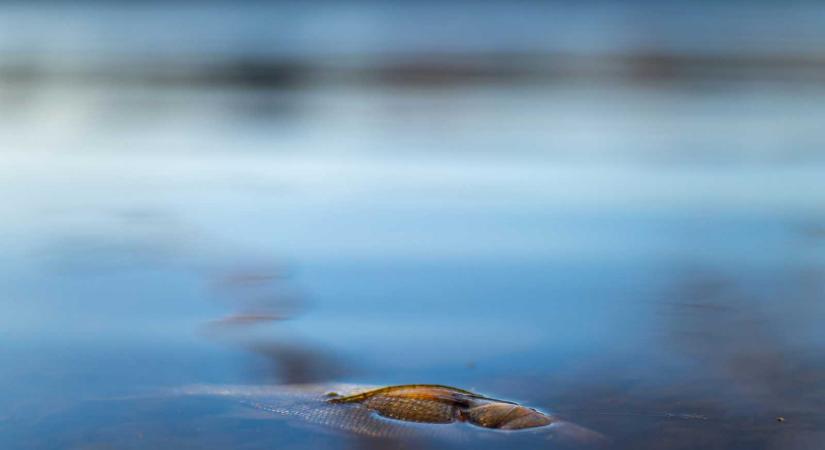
2, 2, 825, 449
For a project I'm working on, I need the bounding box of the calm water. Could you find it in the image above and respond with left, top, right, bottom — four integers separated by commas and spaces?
2, 2, 825, 449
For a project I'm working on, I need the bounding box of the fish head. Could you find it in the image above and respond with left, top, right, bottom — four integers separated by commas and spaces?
461, 401, 554, 430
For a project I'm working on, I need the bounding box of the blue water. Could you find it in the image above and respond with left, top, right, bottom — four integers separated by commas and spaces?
2, 2, 825, 449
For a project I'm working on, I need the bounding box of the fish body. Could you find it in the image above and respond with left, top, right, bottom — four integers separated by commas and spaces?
176, 383, 603, 443
328, 384, 553, 429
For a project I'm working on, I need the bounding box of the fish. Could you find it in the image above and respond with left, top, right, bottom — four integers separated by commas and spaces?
174, 383, 606, 444
326, 384, 552, 429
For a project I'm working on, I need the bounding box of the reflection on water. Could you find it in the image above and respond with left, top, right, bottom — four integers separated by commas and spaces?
2, 2, 825, 450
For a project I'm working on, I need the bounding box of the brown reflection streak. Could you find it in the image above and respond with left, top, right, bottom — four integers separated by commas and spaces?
204, 265, 306, 330
202, 264, 347, 384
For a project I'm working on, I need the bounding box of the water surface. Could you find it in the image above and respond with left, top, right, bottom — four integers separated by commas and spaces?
2, 2, 825, 449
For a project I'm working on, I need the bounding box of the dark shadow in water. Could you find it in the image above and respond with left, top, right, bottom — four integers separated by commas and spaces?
244, 341, 349, 385
189, 259, 825, 449
537, 264, 825, 450
200, 263, 350, 385
7, 208, 825, 449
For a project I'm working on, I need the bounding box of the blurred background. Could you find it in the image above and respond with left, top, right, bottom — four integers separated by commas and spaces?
1, 1, 824, 449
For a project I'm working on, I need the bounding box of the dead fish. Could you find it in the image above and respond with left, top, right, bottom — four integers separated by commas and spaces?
326, 384, 552, 430
175, 383, 605, 443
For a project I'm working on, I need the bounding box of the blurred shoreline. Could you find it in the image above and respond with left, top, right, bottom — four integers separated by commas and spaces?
6, 1, 825, 88
9, 51, 825, 89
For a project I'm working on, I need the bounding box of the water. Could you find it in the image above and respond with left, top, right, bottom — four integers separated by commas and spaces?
2, 2, 825, 449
